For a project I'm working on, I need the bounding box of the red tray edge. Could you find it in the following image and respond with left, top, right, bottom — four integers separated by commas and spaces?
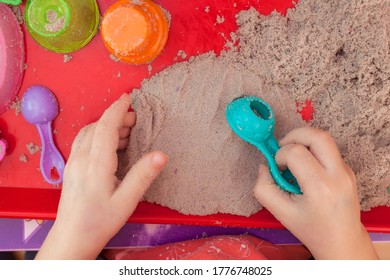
1, 186, 389, 233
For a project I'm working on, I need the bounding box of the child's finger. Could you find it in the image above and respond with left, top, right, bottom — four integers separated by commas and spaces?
112, 151, 168, 214
279, 127, 344, 171
275, 143, 326, 193
89, 94, 131, 171
118, 138, 129, 150
119, 127, 130, 139
69, 123, 96, 158
254, 165, 295, 220
123, 111, 136, 127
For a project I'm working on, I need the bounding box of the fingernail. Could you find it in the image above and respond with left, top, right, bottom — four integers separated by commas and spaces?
151, 152, 168, 168
120, 93, 130, 101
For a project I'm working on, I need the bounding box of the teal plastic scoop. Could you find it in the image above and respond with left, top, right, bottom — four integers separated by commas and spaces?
226, 96, 302, 194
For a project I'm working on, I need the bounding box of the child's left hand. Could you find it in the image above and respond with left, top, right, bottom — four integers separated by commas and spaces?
36, 94, 168, 259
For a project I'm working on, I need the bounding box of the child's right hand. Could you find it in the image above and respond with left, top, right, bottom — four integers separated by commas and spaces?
254, 127, 378, 259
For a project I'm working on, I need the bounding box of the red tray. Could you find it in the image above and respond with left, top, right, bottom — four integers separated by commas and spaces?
1, 0, 389, 233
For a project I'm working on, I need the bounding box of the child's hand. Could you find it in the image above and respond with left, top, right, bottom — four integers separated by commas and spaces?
36, 94, 168, 259
254, 127, 378, 259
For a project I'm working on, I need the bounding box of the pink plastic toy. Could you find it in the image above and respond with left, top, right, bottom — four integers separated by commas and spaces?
0, 4, 25, 114
0, 138, 7, 162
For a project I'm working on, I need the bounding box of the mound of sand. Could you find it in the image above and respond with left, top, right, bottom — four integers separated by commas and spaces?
118, 0, 390, 216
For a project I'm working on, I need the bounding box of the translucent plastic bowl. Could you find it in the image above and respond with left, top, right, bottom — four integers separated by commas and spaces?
101, 0, 169, 64
24, 0, 100, 53
0, 3, 25, 114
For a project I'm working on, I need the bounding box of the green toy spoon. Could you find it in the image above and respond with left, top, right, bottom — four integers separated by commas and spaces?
226, 96, 302, 194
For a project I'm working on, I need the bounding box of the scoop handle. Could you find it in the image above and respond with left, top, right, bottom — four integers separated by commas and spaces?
36, 123, 65, 185
256, 136, 302, 194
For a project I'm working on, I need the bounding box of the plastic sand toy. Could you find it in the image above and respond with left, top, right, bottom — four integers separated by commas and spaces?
0, 0, 21, 5
0, 138, 7, 162
101, 0, 169, 64
226, 96, 302, 194
24, 0, 99, 53
21, 85, 65, 185
0, 3, 25, 114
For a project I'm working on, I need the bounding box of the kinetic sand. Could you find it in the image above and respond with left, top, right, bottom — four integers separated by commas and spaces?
118, 0, 390, 216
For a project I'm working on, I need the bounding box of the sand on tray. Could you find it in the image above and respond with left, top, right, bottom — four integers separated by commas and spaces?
118, 53, 304, 216
117, 0, 390, 216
